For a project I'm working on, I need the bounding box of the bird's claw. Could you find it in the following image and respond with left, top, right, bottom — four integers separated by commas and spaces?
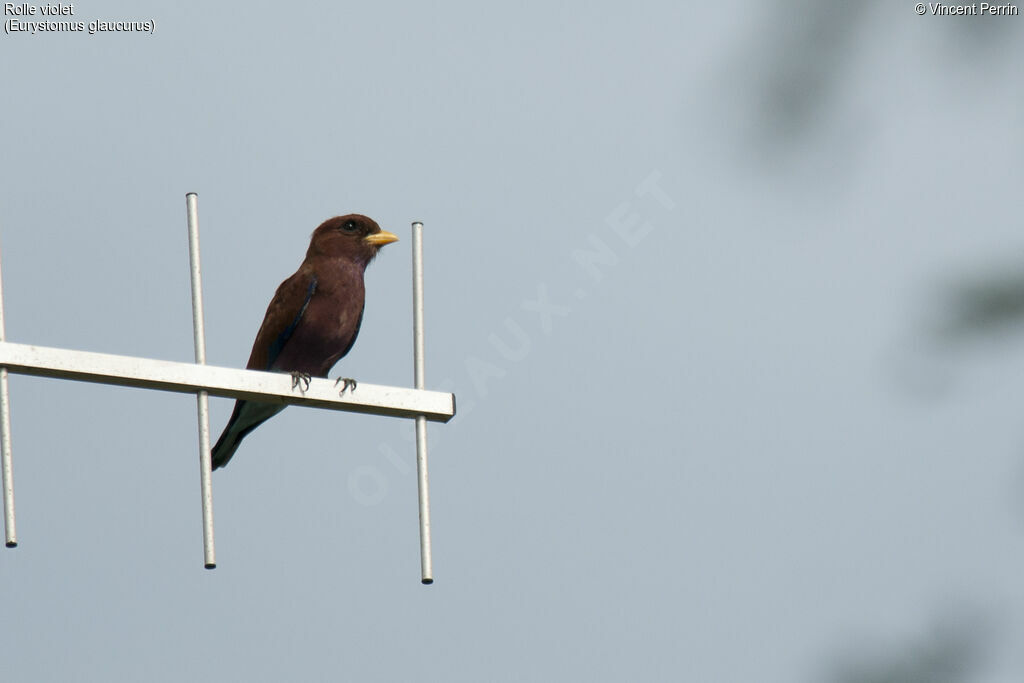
290, 371, 311, 393
334, 377, 357, 395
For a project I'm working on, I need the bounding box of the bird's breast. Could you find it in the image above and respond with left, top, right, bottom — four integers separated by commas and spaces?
268, 271, 367, 377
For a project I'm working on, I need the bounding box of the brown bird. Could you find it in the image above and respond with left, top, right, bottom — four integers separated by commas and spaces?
211, 214, 399, 470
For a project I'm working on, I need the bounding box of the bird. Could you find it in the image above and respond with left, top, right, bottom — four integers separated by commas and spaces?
210, 214, 399, 470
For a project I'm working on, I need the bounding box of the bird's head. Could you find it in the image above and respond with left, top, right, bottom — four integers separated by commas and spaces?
307, 214, 399, 265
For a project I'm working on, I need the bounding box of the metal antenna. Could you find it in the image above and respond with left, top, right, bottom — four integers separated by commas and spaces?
0, 200, 455, 583
186, 193, 216, 569
0, 236, 16, 548
412, 221, 433, 584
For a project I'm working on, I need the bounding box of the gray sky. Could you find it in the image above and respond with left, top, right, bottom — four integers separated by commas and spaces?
3, 2, 1024, 681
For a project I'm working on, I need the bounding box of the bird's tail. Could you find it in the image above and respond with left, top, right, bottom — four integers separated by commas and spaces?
211, 421, 244, 470
211, 400, 285, 470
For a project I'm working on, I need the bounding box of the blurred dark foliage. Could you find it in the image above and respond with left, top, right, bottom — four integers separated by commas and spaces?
827, 611, 992, 683
749, 2, 868, 152
939, 270, 1024, 342
741, 3, 1024, 339
738, 6, 1019, 681
745, 0, 1019, 157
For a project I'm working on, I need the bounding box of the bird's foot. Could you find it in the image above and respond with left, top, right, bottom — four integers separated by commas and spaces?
334, 377, 357, 395
290, 371, 311, 393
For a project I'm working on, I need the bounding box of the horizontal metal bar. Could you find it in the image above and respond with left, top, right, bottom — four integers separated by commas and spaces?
0, 341, 455, 422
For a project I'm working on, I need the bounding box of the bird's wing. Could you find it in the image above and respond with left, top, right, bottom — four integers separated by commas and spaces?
246, 268, 318, 371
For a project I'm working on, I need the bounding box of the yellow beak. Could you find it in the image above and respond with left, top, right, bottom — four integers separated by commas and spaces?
364, 230, 400, 246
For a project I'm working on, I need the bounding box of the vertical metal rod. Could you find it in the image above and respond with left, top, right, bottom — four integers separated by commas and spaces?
0, 238, 16, 548
412, 221, 433, 584
186, 193, 216, 569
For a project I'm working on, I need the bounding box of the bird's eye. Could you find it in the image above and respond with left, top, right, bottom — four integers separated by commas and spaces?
342, 220, 358, 232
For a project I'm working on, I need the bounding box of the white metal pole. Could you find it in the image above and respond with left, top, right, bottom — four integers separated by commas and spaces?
412, 221, 433, 584
0, 238, 16, 548
186, 193, 216, 569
